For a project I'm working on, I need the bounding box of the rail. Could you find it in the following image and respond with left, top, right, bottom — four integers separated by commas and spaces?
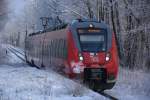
99, 91, 118, 100
7, 47, 25, 62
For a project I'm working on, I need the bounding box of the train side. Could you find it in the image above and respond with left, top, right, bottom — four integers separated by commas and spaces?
25, 28, 68, 70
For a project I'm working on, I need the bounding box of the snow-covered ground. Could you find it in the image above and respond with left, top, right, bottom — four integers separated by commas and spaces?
0, 44, 106, 100
106, 67, 150, 100
0, 44, 150, 100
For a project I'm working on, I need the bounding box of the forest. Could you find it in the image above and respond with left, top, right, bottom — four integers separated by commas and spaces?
0, 0, 150, 70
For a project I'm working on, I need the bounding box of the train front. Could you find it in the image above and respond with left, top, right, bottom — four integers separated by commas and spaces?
66, 19, 119, 90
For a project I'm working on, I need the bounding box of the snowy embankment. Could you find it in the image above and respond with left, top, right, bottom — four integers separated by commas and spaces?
0, 65, 106, 100
0, 44, 150, 100
106, 67, 150, 100
0, 44, 106, 100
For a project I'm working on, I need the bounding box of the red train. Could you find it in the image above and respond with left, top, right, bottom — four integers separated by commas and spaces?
25, 19, 119, 91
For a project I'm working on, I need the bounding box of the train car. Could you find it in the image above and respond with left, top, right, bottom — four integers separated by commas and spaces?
25, 19, 119, 91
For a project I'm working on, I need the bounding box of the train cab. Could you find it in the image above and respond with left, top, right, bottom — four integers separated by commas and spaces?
66, 19, 119, 90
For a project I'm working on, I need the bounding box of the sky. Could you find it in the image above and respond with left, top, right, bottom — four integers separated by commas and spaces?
0, 0, 31, 44
8, 0, 26, 16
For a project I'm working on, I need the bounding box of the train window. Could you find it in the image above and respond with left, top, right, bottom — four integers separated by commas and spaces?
62, 39, 65, 58
64, 39, 67, 58
57, 39, 60, 57
57, 39, 59, 58
50, 41, 52, 57
79, 35, 106, 52
55, 39, 58, 57
58, 39, 61, 57
47, 44, 48, 57
43, 43, 46, 56
57, 39, 59, 57
49, 41, 51, 58
53, 40, 55, 57
45, 44, 47, 56
55, 39, 57, 57
36, 42, 38, 57
48, 41, 50, 57
51, 40, 54, 57
61, 39, 63, 58
49, 41, 52, 58
78, 28, 107, 52
49, 41, 51, 64
64, 40, 66, 58
54, 40, 56, 57
60, 39, 63, 58
61, 39, 64, 58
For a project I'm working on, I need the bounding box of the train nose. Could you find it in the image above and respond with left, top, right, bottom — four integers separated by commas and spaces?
82, 52, 106, 66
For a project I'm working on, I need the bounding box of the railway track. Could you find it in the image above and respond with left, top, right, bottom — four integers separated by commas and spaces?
7, 46, 118, 100
99, 91, 118, 100
9, 46, 25, 56
7, 47, 25, 62
72, 79, 118, 100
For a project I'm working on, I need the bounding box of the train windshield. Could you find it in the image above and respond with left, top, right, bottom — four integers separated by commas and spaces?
78, 28, 107, 52
80, 35, 104, 42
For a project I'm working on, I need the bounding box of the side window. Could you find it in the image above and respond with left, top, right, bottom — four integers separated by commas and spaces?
54, 40, 56, 57
57, 39, 59, 57
59, 39, 63, 58
51, 40, 54, 57
56, 39, 59, 58
58, 39, 61, 58
55, 39, 58, 57
46, 40, 49, 57
63, 39, 67, 58
61, 39, 64, 58
50, 40, 52, 57
48, 41, 51, 57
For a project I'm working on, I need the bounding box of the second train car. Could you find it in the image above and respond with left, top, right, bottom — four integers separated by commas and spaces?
25, 19, 119, 91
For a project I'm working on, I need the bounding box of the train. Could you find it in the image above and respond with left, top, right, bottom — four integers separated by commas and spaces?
25, 19, 119, 91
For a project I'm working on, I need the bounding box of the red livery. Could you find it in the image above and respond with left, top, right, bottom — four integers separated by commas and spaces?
25, 19, 119, 91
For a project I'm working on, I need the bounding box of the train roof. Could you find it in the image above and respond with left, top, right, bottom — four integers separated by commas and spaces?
70, 19, 108, 29
28, 23, 68, 37
29, 19, 111, 37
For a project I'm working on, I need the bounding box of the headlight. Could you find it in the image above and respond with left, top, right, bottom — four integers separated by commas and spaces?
79, 53, 83, 61
106, 56, 110, 61
79, 56, 83, 61
106, 53, 111, 61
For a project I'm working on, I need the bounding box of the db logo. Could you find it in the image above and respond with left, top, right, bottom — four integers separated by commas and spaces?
92, 57, 99, 62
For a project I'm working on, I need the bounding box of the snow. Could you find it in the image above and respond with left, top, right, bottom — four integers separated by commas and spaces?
105, 67, 150, 100
0, 65, 106, 100
0, 44, 150, 100
0, 44, 106, 100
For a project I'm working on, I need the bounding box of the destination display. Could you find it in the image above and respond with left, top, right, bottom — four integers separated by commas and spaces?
78, 28, 101, 33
